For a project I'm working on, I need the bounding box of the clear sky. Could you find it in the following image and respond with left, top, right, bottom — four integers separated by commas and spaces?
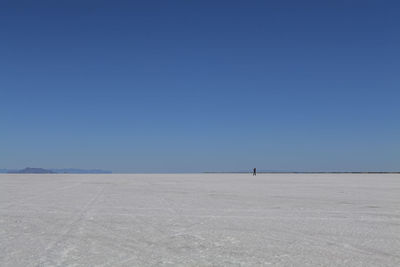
1, 1, 399, 172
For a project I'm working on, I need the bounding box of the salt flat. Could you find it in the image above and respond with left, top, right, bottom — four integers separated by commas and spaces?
0, 173, 399, 266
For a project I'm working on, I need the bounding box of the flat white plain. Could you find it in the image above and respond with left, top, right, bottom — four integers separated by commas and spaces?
0, 173, 399, 266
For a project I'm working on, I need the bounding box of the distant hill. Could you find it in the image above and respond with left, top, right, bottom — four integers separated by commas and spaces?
2, 168, 112, 174
9, 167, 54, 174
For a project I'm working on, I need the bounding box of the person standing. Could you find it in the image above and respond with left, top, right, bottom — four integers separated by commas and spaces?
253, 168, 256, 176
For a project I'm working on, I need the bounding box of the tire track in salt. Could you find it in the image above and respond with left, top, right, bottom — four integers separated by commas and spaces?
37, 185, 106, 266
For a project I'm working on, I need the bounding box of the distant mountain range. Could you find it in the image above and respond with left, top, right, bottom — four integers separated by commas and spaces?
0, 168, 112, 174
51, 168, 112, 174
7, 168, 54, 174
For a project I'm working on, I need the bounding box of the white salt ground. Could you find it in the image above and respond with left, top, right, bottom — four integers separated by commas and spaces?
0, 173, 399, 266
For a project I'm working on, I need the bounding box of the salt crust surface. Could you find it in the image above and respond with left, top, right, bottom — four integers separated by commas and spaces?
0, 173, 399, 266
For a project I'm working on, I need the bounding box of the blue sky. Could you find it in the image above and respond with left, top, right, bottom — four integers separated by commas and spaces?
1, 1, 399, 172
